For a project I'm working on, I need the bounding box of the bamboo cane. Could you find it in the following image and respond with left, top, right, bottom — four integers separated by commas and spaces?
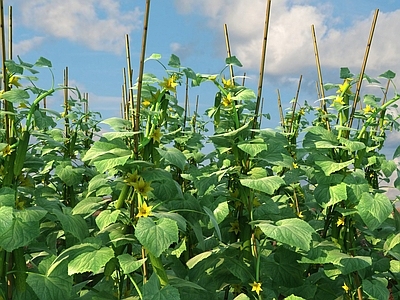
183, 76, 189, 129
125, 35, 134, 127
135, 0, 151, 159
1, 0, 10, 141
8, 5, 11, 60
253, 0, 272, 131
224, 23, 235, 84
348, 9, 379, 129
311, 25, 330, 131
277, 89, 284, 128
289, 75, 302, 133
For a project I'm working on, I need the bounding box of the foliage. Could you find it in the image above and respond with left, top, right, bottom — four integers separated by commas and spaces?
1, 53, 400, 300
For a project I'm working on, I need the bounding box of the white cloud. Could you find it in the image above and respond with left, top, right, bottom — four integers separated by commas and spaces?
174, 0, 400, 78
13, 36, 45, 55
16, 0, 142, 54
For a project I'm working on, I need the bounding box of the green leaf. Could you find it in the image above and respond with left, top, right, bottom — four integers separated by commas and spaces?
357, 193, 393, 231
100, 117, 132, 131
143, 274, 181, 300
303, 126, 338, 149
240, 176, 285, 195
52, 209, 88, 241
156, 147, 187, 170
314, 157, 353, 176
379, 70, 396, 79
0, 207, 46, 251
340, 67, 354, 79
0, 187, 16, 207
338, 137, 365, 152
284, 295, 306, 300
381, 159, 396, 177
55, 162, 84, 186
95, 210, 120, 230
257, 218, 316, 251
168, 54, 181, 68
27, 271, 72, 300
393, 145, 400, 159
186, 251, 213, 269
237, 139, 267, 157
183, 67, 197, 80
383, 233, 400, 254
72, 197, 107, 216
225, 56, 243, 67
135, 217, 179, 257
203, 206, 222, 240
35, 56, 52, 67
1, 89, 30, 103
363, 279, 389, 300
117, 254, 146, 274
232, 88, 256, 100
146, 53, 162, 62
234, 294, 250, 300
68, 247, 114, 275
102, 131, 139, 140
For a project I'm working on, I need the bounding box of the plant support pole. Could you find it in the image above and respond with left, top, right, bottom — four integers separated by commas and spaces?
311, 25, 330, 131
348, 9, 379, 129
253, 0, 271, 130
223, 23, 235, 84
135, 0, 151, 158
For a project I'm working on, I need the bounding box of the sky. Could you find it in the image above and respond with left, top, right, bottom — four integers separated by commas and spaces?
4, 0, 400, 145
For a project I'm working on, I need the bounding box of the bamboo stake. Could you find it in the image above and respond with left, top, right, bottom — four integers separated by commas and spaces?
348, 9, 379, 129
258, 97, 264, 128
193, 95, 199, 132
253, 0, 272, 130
122, 68, 128, 120
277, 89, 284, 128
125, 36, 134, 127
1, 0, 10, 142
242, 72, 246, 86
311, 25, 330, 130
134, 0, 151, 158
7, 5, 11, 60
289, 75, 302, 133
223, 24, 235, 84
183, 76, 189, 129
63, 67, 70, 139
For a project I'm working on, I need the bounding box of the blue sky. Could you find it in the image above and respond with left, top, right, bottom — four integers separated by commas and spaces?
5, 0, 400, 132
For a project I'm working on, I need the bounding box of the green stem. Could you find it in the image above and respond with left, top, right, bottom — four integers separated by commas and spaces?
147, 251, 168, 287
12, 247, 27, 293
127, 274, 143, 299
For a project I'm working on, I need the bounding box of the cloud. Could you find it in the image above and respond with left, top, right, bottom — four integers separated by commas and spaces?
13, 36, 45, 55
16, 0, 142, 54
173, 0, 400, 78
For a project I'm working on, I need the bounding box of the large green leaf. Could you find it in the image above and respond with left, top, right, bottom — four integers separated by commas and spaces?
156, 147, 187, 170
303, 126, 339, 149
0, 207, 47, 252
1, 89, 30, 103
95, 210, 120, 230
356, 192, 392, 231
27, 258, 72, 300
237, 139, 267, 157
55, 162, 84, 186
313, 156, 353, 176
240, 176, 285, 195
363, 279, 390, 300
117, 254, 146, 274
0, 187, 15, 207
71, 197, 107, 216
258, 218, 316, 251
52, 208, 88, 241
135, 217, 179, 257
68, 247, 114, 275
143, 274, 181, 300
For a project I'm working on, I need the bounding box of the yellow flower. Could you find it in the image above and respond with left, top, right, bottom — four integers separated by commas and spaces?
222, 76, 234, 89
299, 108, 305, 115
150, 127, 162, 143
297, 211, 304, 218
249, 281, 262, 296
2, 144, 13, 157
333, 95, 345, 105
229, 220, 240, 235
363, 105, 374, 114
160, 75, 178, 93
208, 75, 217, 81
124, 171, 140, 186
136, 201, 153, 218
142, 100, 152, 107
132, 177, 153, 198
222, 93, 233, 107
336, 216, 345, 227
292, 162, 299, 169
342, 282, 350, 293
337, 78, 352, 95
9, 75, 22, 87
